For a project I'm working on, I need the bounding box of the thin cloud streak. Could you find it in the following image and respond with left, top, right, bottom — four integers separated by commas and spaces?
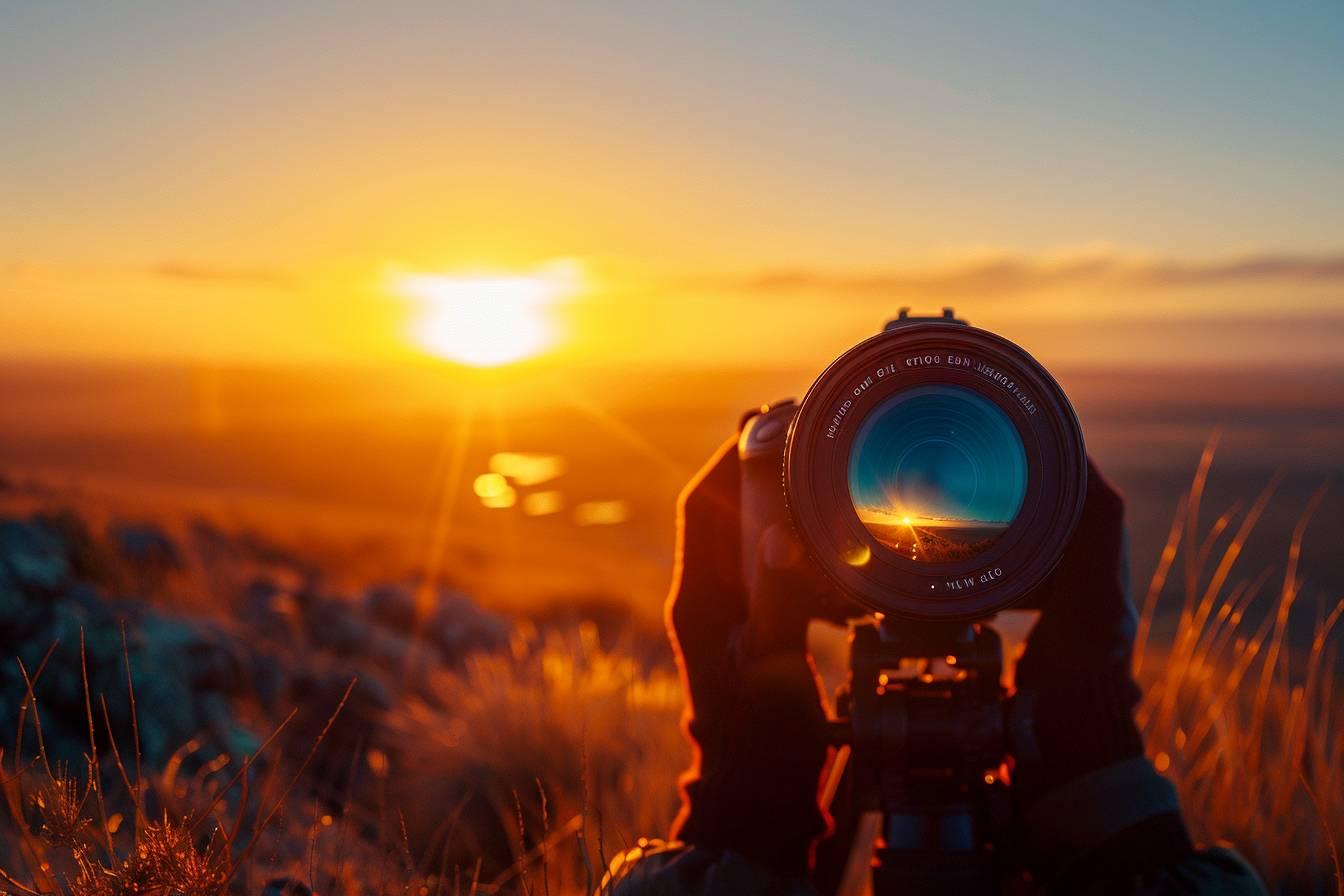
2, 260, 296, 290
149, 262, 294, 288
714, 251, 1344, 299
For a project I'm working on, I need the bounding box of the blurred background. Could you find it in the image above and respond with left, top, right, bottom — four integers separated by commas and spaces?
1, 4, 1341, 894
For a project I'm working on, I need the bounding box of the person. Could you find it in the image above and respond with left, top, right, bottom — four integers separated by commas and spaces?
607, 404, 1266, 895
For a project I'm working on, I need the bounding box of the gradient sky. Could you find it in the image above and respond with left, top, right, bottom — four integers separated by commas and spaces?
3, 2, 1343, 367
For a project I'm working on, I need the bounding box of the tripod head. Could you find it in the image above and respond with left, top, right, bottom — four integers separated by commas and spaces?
826, 616, 1035, 895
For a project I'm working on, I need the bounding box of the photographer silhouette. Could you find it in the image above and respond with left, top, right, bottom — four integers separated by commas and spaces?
606, 407, 1266, 895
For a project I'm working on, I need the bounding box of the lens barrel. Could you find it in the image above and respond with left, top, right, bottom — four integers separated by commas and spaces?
785, 318, 1086, 619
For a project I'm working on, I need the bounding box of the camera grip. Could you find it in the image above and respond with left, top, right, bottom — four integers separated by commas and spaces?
738, 401, 797, 597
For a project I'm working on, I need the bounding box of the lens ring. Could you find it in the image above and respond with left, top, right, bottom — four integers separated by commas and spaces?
784, 322, 1086, 620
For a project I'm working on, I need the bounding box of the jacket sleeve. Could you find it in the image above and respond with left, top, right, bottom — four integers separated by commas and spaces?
607, 760, 1267, 896
604, 839, 815, 896
1021, 756, 1267, 895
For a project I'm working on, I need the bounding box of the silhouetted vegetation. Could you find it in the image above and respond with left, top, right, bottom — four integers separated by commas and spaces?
0, 442, 1338, 894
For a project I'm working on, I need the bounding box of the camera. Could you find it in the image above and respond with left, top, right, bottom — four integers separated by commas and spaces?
743, 307, 1087, 620
739, 310, 1089, 892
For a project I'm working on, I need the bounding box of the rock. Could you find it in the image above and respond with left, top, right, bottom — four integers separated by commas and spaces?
108, 521, 182, 571
0, 517, 70, 591
361, 583, 417, 633
426, 589, 509, 663
190, 625, 248, 694
305, 593, 367, 655
241, 578, 303, 641
248, 649, 288, 711
40, 510, 120, 585
262, 878, 312, 896
0, 565, 22, 624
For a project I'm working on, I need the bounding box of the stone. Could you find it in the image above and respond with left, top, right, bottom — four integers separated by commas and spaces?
0, 518, 70, 591
108, 521, 182, 571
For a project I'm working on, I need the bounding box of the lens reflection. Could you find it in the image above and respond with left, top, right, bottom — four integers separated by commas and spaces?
848, 385, 1026, 563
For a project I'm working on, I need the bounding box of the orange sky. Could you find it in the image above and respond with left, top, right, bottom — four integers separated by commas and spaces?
3, 5, 1342, 369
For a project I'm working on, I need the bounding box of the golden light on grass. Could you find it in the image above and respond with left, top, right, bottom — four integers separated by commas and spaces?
395, 261, 581, 366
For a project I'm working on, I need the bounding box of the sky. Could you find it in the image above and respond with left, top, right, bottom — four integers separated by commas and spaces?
3, 2, 1343, 368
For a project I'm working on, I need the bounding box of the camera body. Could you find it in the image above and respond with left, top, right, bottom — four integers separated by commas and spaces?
741, 309, 1086, 621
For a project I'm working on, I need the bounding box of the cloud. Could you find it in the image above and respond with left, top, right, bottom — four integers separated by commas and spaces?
2, 260, 296, 290
717, 250, 1344, 299
149, 262, 294, 288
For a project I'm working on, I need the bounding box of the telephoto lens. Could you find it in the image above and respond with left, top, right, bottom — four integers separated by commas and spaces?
785, 309, 1086, 620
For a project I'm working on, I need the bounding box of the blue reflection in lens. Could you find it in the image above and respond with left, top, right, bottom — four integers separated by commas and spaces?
848, 385, 1027, 563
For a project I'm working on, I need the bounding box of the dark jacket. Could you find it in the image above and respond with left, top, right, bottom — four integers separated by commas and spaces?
605, 757, 1265, 894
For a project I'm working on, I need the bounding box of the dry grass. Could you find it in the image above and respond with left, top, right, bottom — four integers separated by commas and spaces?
1135, 435, 1342, 893
0, 437, 1339, 895
0, 622, 682, 896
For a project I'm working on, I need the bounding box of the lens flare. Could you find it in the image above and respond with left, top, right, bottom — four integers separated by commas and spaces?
522, 490, 565, 516
489, 451, 566, 486
574, 500, 629, 526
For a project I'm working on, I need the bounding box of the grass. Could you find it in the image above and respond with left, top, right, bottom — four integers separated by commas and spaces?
1134, 435, 1342, 893
0, 624, 684, 896
0, 437, 1339, 895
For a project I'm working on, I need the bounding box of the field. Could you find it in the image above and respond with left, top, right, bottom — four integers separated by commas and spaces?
861, 518, 1006, 563
0, 359, 1340, 894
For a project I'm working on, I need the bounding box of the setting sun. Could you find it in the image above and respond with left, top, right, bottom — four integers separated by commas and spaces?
395, 262, 581, 367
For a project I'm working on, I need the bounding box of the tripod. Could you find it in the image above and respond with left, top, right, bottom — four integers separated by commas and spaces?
828, 618, 1027, 895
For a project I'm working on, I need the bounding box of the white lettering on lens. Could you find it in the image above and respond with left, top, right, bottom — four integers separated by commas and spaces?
826, 399, 854, 439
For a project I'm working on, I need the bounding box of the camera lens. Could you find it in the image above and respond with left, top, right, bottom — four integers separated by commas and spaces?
784, 318, 1086, 619
848, 384, 1027, 564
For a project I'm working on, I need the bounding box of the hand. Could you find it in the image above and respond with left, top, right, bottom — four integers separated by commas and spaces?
1013, 458, 1144, 797
665, 406, 842, 878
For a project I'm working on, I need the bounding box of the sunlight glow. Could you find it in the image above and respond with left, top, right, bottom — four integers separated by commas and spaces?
396, 261, 581, 366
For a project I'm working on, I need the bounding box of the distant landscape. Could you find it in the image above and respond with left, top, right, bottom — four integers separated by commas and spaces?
857, 511, 1008, 563
1, 356, 1341, 892
2, 358, 1340, 621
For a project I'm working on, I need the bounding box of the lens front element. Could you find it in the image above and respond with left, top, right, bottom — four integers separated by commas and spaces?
784, 320, 1087, 619
848, 384, 1027, 564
